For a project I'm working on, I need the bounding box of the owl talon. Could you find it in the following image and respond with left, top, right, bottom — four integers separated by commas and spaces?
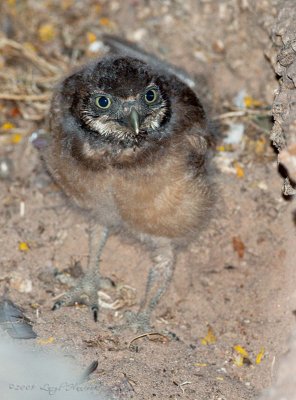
51, 274, 101, 320
52, 291, 99, 319
52, 300, 63, 311
91, 305, 99, 322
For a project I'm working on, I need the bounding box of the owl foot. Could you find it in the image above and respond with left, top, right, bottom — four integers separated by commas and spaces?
52, 274, 113, 322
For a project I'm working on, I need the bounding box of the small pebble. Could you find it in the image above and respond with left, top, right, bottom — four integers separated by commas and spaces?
223, 123, 245, 145
129, 28, 147, 42
11, 277, 33, 293
29, 130, 50, 150
88, 40, 107, 54
0, 157, 13, 180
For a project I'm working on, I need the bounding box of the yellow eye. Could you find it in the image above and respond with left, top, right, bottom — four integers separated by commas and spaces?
145, 89, 158, 104
95, 95, 111, 109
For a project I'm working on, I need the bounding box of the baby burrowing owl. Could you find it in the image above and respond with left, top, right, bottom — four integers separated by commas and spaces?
43, 38, 216, 331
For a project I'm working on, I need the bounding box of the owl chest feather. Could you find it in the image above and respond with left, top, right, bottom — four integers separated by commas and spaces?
46, 128, 212, 238
113, 169, 187, 237
112, 150, 210, 238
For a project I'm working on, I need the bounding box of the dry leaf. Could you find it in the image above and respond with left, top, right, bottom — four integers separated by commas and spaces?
244, 96, 264, 108
233, 345, 252, 367
200, 326, 217, 345
255, 137, 267, 155
232, 236, 245, 258
1, 122, 15, 131
256, 347, 265, 364
38, 23, 56, 42
99, 17, 111, 26
86, 32, 97, 43
6, 0, 16, 6
216, 144, 234, 152
233, 345, 249, 357
10, 133, 22, 144
61, 0, 74, 9
9, 107, 21, 117
23, 42, 37, 53
93, 4, 102, 14
37, 337, 55, 345
19, 242, 30, 252
233, 354, 245, 367
233, 161, 245, 178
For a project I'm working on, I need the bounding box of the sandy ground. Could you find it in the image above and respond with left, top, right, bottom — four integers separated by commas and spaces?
0, 1, 295, 399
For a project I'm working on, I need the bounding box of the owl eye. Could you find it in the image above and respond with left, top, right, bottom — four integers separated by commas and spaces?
145, 88, 158, 104
95, 95, 111, 109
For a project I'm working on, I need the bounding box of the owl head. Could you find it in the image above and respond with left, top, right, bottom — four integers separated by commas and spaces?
56, 56, 205, 149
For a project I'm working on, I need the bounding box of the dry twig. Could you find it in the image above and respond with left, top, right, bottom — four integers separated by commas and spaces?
128, 332, 168, 348
0, 93, 51, 101
0, 38, 62, 75
214, 109, 271, 120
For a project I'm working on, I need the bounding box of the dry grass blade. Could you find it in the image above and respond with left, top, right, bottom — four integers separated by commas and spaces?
0, 38, 62, 75
0, 93, 51, 101
128, 332, 169, 348
214, 109, 271, 120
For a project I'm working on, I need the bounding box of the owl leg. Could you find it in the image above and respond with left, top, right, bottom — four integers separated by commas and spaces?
125, 238, 175, 331
52, 224, 109, 322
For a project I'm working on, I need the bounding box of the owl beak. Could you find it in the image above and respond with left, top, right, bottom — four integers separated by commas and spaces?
129, 108, 140, 135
